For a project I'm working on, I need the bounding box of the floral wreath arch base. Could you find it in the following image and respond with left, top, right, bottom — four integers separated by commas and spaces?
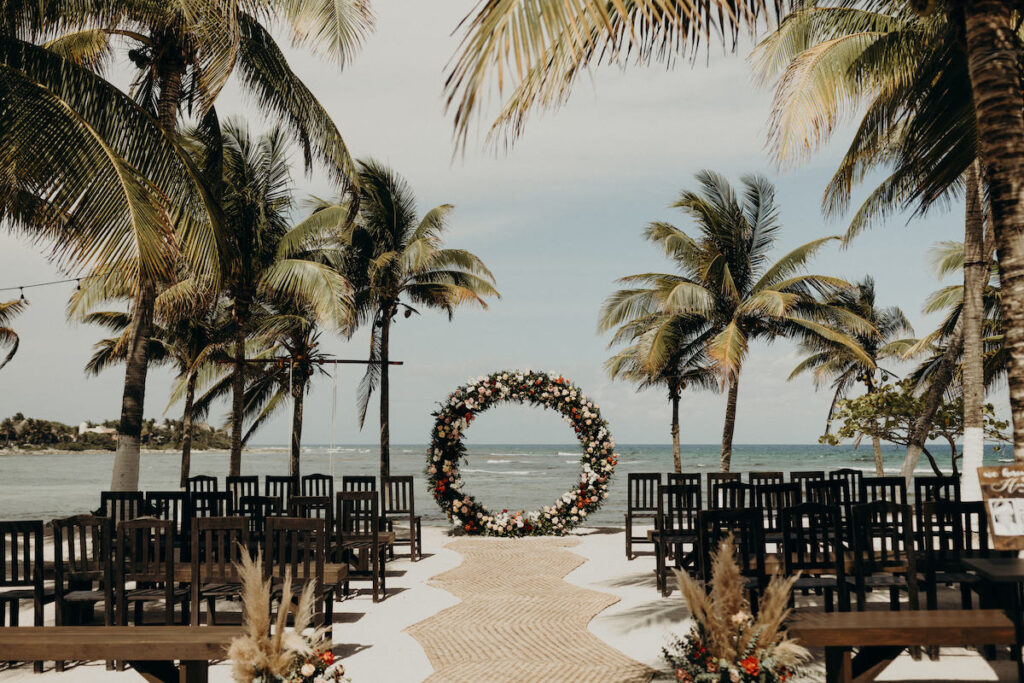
427, 370, 618, 537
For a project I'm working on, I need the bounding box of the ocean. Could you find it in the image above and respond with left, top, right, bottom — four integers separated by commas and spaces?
0, 443, 1011, 525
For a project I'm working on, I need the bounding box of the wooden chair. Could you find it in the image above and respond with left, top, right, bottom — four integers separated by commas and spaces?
666, 472, 701, 488
654, 484, 701, 596
264, 475, 296, 509
238, 495, 282, 551
790, 470, 825, 496
705, 472, 740, 509
0, 520, 53, 672
99, 491, 145, 525
226, 475, 259, 511
189, 491, 233, 520
301, 473, 335, 500
755, 482, 801, 543
52, 515, 114, 671
697, 508, 767, 612
749, 471, 784, 488
808, 479, 855, 546
624, 473, 661, 559
145, 491, 191, 557
289, 495, 333, 528
382, 475, 422, 561
781, 503, 847, 612
859, 476, 908, 505
914, 475, 961, 506
186, 475, 218, 494
116, 518, 189, 626
337, 491, 388, 602
264, 517, 334, 637
918, 500, 989, 610
830, 468, 864, 504
341, 475, 376, 493
709, 480, 752, 510
848, 502, 919, 611
189, 517, 248, 626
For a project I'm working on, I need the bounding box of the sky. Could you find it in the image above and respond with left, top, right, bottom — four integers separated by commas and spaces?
0, 1, 982, 446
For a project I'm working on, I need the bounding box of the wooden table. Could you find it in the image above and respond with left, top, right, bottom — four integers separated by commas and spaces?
0, 626, 239, 682
962, 557, 1024, 682
789, 609, 1015, 683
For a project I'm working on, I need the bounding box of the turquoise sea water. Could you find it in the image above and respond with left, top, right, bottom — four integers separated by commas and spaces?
0, 443, 1011, 525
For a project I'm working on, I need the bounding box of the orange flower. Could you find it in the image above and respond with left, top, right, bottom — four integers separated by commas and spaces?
321, 650, 334, 665
740, 656, 759, 676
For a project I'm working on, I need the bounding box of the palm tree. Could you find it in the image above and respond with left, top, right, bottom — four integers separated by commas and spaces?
600, 171, 874, 471
340, 160, 500, 482
0, 299, 27, 371
601, 311, 719, 472
790, 276, 912, 475
2, 1, 372, 490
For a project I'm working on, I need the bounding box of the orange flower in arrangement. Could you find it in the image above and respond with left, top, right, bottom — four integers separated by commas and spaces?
319, 650, 334, 665
674, 668, 693, 683
740, 656, 760, 676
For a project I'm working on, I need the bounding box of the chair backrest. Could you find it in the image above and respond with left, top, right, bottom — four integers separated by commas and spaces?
666, 472, 701, 488
264, 475, 296, 507
913, 475, 961, 506
789, 470, 825, 495
0, 520, 44, 590
859, 476, 908, 506
657, 484, 701, 534
187, 475, 218, 493
697, 508, 766, 585
626, 473, 661, 515
116, 517, 175, 585
705, 472, 741, 508
238, 495, 283, 544
189, 491, 233, 519
144, 491, 190, 540
191, 517, 249, 584
807, 479, 851, 508
341, 475, 377, 493
748, 471, 785, 488
919, 500, 989, 572
52, 514, 112, 584
337, 491, 379, 539
755, 482, 802, 533
829, 468, 863, 503
264, 517, 326, 586
709, 481, 752, 510
301, 473, 335, 499
382, 475, 416, 516
781, 503, 844, 579
99, 491, 145, 525
288, 496, 333, 531
851, 501, 915, 573
226, 475, 259, 510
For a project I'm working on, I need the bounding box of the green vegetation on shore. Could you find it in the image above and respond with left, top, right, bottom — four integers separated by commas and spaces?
0, 413, 230, 452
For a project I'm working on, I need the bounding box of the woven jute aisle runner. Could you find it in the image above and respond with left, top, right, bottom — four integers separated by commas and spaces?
406, 537, 654, 683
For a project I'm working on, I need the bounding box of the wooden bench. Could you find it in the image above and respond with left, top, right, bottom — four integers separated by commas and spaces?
0, 626, 239, 682
788, 609, 1015, 683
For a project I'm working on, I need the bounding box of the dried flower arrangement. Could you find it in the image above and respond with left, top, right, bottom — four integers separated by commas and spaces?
664, 535, 809, 683
228, 549, 349, 683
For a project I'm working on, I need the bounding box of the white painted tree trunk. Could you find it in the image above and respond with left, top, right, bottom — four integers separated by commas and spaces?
962, 427, 985, 501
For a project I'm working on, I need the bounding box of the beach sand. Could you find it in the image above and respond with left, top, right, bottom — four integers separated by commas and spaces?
0, 525, 1016, 682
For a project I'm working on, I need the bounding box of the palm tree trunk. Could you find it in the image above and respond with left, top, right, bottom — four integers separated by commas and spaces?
901, 319, 964, 480
178, 371, 197, 489
720, 373, 740, 472
229, 299, 247, 476
670, 383, 682, 473
962, 0, 1024, 462
962, 160, 988, 500
379, 312, 392, 482
290, 365, 306, 482
871, 435, 884, 476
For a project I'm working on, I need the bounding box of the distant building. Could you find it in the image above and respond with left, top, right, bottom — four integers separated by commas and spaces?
78, 422, 117, 437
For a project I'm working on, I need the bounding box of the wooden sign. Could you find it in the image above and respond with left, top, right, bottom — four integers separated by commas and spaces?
978, 466, 1024, 550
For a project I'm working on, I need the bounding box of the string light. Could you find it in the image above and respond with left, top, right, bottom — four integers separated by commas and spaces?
0, 273, 101, 296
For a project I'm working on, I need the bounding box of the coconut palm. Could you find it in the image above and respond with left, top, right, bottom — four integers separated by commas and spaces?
600, 171, 874, 471
789, 276, 912, 474
0, 298, 27, 371
339, 160, 500, 481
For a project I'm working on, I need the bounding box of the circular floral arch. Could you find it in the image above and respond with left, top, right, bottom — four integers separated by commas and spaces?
426, 370, 618, 536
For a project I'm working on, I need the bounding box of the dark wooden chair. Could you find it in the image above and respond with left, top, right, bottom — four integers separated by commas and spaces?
264, 475, 296, 509
918, 500, 989, 610
749, 471, 785, 488
264, 517, 334, 637
830, 468, 864, 504
301, 473, 335, 500
186, 475, 218, 494
341, 475, 377, 493
790, 470, 825, 496
755, 482, 801, 543
145, 491, 191, 557
709, 480, 752, 509
382, 475, 422, 561
116, 518, 189, 626
189, 491, 233, 520
238, 495, 282, 551
189, 517, 248, 626
808, 479, 855, 546
848, 501, 919, 611
52, 515, 114, 671
0, 520, 53, 672
705, 472, 740, 509
226, 475, 259, 511
781, 503, 847, 612
859, 476, 908, 505
99, 491, 145, 525
289, 495, 333, 529
337, 491, 388, 602
697, 508, 767, 612
914, 475, 961, 507
654, 484, 701, 596
666, 472, 701, 488
625, 473, 661, 559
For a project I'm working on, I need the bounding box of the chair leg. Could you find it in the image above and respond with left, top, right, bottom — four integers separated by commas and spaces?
889, 586, 900, 611
625, 516, 632, 559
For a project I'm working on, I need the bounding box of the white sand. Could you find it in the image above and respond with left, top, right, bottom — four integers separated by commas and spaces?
0, 525, 1017, 682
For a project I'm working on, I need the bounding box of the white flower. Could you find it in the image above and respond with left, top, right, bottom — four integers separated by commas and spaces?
300, 663, 316, 677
